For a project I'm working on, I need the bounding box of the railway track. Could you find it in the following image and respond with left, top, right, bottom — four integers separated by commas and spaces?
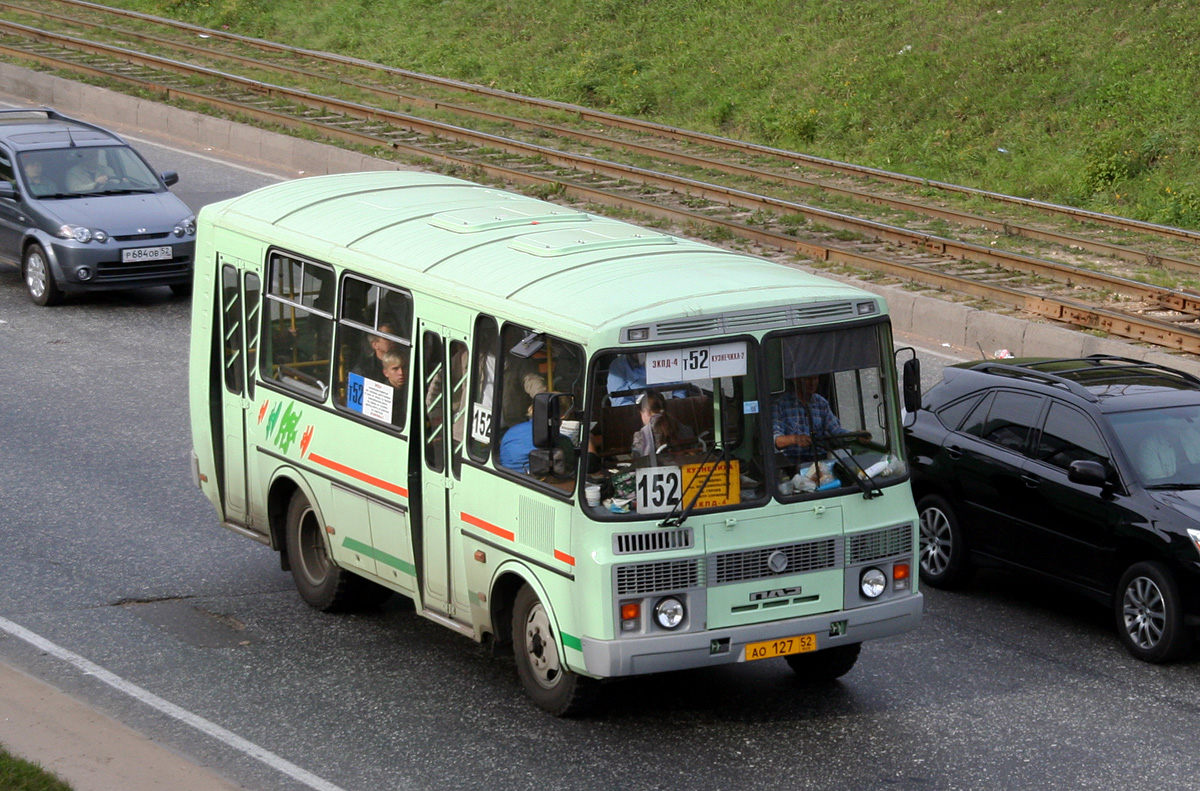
4, 0, 1200, 353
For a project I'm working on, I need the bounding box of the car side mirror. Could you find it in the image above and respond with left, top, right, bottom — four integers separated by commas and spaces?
0, 181, 15, 200
160, 171, 179, 187
531, 392, 569, 449
1067, 459, 1108, 487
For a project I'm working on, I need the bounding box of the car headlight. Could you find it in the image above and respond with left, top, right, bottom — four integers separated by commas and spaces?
860, 567, 887, 598
55, 225, 107, 243
1188, 529, 1200, 558
174, 216, 196, 236
654, 597, 685, 629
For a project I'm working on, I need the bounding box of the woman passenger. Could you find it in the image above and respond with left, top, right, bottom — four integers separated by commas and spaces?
631, 390, 677, 463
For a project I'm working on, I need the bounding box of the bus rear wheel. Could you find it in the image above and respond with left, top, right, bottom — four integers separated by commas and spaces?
284, 490, 389, 611
512, 584, 598, 716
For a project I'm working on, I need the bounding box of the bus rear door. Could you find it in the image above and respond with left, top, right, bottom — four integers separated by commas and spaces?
415, 320, 472, 623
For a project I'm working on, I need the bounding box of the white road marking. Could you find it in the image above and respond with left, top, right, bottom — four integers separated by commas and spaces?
0, 614, 349, 791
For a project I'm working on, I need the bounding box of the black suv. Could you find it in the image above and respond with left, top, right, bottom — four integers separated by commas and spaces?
907, 355, 1200, 662
0, 108, 195, 305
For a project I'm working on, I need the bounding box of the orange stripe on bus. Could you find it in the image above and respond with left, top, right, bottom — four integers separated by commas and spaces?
308, 454, 409, 498
554, 550, 576, 566
461, 512, 515, 542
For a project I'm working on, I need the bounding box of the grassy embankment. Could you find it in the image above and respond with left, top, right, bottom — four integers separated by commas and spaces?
108, 0, 1200, 230
0, 746, 72, 791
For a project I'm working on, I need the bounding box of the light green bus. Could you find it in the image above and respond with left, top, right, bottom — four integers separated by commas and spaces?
189, 170, 923, 715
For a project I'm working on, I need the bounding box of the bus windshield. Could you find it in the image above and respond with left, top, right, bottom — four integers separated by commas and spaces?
586, 323, 905, 518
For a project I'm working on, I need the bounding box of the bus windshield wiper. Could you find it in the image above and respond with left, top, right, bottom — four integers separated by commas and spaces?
658, 443, 728, 528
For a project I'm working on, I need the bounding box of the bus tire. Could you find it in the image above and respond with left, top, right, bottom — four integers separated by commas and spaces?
785, 643, 861, 681
285, 489, 370, 612
512, 584, 598, 716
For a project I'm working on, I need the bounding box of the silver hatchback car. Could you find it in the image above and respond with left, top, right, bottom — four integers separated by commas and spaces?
0, 108, 195, 305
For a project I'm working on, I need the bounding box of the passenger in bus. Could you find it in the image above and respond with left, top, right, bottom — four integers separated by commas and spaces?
772, 375, 863, 463
381, 348, 408, 425
355, 323, 398, 380
631, 390, 678, 463
498, 413, 537, 473
501, 355, 549, 428
607, 353, 688, 406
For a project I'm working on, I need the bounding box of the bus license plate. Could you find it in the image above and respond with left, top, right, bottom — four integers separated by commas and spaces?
744, 633, 817, 661
122, 246, 173, 263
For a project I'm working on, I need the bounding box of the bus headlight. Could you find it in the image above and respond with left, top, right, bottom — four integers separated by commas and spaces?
654, 597, 685, 629
860, 568, 887, 599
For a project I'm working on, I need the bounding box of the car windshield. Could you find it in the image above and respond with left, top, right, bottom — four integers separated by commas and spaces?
1108, 405, 1200, 487
17, 146, 161, 198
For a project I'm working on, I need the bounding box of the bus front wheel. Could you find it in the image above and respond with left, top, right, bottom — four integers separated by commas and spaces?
285, 490, 387, 611
785, 643, 861, 682
512, 585, 598, 716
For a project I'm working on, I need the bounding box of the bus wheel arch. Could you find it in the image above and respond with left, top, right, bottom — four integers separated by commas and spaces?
509, 581, 599, 717
267, 474, 302, 570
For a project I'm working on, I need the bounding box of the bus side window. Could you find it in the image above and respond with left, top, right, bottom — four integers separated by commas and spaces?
467, 315, 499, 463
243, 272, 260, 400
496, 324, 584, 484
220, 263, 243, 395
332, 275, 413, 428
260, 252, 335, 399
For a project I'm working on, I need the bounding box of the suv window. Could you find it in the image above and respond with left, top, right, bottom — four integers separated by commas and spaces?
935, 393, 984, 431
962, 390, 1042, 453
1034, 402, 1110, 472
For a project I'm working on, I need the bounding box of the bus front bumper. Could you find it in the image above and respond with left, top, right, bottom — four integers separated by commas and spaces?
579, 592, 922, 677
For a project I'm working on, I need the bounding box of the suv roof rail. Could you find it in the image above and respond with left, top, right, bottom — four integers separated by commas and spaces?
969, 361, 1100, 401
971, 354, 1200, 401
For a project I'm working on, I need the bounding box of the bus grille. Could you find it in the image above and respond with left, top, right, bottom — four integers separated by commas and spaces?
847, 524, 913, 564
710, 538, 840, 585
615, 559, 702, 595
613, 528, 694, 555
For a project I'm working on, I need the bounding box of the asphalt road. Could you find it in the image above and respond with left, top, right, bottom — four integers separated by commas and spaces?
1, 122, 1198, 791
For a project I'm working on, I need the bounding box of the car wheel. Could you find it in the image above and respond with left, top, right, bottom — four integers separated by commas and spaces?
1115, 561, 1193, 663
785, 643, 861, 681
284, 489, 389, 612
917, 494, 972, 589
512, 584, 598, 716
23, 244, 63, 306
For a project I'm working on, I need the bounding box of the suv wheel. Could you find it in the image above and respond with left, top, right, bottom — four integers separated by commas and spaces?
917, 494, 972, 589
23, 244, 63, 306
1115, 561, 1193, 663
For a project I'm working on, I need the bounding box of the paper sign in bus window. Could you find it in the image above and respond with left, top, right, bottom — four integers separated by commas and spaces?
347, 372, 394, 422
646, 341, 747, 384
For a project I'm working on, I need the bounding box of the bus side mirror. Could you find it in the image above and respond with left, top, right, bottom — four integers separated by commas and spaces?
899, 350, 921, 414
532, 392, 567, 449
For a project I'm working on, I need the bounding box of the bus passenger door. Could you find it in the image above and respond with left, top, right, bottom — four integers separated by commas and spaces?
216, 260, 260, 530
416, 325, 471, 620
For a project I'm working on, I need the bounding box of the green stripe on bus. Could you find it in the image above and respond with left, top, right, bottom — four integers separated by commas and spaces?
342, 537, 417, 577
560, 632, 583, 652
